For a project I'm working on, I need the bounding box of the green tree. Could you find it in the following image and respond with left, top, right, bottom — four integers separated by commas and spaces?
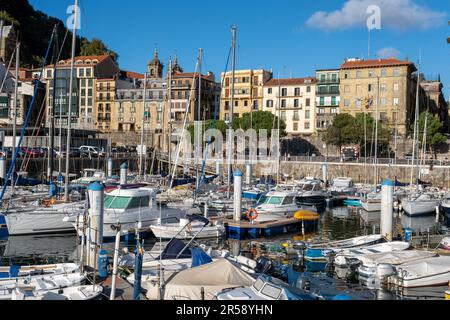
0, 11, 20, 27
413, 112, 447, 158
233, 111, 287, 137
80, 38, 119, 62
322, 113, 355, 148
187, 119, 228, 144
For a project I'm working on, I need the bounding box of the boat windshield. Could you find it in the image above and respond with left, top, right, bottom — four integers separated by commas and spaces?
259, 196, 284, 205
260, 283, 282, 299
253, 277, 265, 291
104, 195, 150, 209
300, 184, 314, 191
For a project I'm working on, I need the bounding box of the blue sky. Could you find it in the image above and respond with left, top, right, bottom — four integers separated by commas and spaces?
29, 0, 449, 99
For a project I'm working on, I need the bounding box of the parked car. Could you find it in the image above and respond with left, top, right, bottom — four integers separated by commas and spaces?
79, 146, 105, 158
0, 147, 12, 158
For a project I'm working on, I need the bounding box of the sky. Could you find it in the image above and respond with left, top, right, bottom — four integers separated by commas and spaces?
29, 0, 450, 99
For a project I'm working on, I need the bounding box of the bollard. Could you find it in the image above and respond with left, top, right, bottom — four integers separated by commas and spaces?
233, 170, 243, 222
435, 206, 440, 223
204, 202, 209, 219
380, 179, 394, 241
245, 163, 252, 185
321, 164, 328, 185
98, 249, 108, 279
120, 162, 128, 185
0, 156, 6, 186
107, 157, 113, 178
87, 182, 104, 269
216, 162, 221, 176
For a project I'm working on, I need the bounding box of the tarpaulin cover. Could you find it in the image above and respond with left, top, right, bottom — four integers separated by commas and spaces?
191, 248, 213, 268
155, 238, 191, 260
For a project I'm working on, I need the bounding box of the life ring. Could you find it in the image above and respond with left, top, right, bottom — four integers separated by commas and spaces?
246, 208, 258, 221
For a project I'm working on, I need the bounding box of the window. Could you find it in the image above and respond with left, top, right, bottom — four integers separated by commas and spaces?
86, 68, 92, 77
244, 100, 248, 107
331, 96, 337, 106
281, 88, 287, 97
319, 97, 325, 106
393, 69, 400, 76
281, 111, 286, 120
344, 85, 350, 93
79, 68, 84, 77
344, 99, 350, 107
46, 69, 53, 78
87, 98, 92, 106
294, 87, 300, 96
293, 111, 299, 120
319, 108, 325, 114
306, 86, 311, 93
368, 70, 374, 77
368, 84, 373, 92
81, 79, 86, 87
331, 108, 337, 114
88, 88, 93, 96
344, 73, 348, 79
381, 69, 387, 77
305, 110, 310, 119
266, 100, 273, 108
381, 84, 387, 92
356, 99, 362, 108
105, 196, 131, 209
305, 98, 311, 107
293, 122, 298, 131
381, 98, 387, 106
356, 71, 362, 78
268, 88, 272, 94
253, 100, 259, 109
393, 98, 399, 106
281, 99, 286, 108
393, 83, 399, 92
131, 106, 136, 113
305, 122, 310, 130
88, 79, 93, 87
331, 73, 338, 82
320, 74, 326, 82
81, 89, 86, 96
235, 100, 239, 107
356, 85, 362, 94
294, 99, 299, 108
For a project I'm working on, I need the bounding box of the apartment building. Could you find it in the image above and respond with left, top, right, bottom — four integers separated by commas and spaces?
262, 77, 317, 136
220, 69, 272, 121
339, 58, 417, 136
315, 69, 340, 131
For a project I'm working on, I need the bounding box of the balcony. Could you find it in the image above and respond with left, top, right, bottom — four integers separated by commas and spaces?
317, 79, 340, 85
316, 88, 340, 95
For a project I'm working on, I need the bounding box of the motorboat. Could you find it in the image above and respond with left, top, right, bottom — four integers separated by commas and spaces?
254, 190, 317, 223
293, 178, 327, 208
388, 256, 450, 288
333, 242, 411, 267
439, 237, 450, 251
65, 186, 186, 239
10, 284, 103, 300
440, 194, 450, 219
215, 274, 319, 300
357, 250, 438, 278
361, 192, 381, 212
150, 216, 225, 239
3, 200, 85, 235
401, 192, 440, 216
329, 178, 356, 196
305, 234, 385, 261
71, 169, 108, 186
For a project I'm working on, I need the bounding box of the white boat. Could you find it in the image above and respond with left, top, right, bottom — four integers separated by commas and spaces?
388, 256, 450, 288
361, 192, 381, 212
0, 272, 86, 300
0, 263, 80, 279
71, 169, 108, 185
4, 200, 85, 235
440, 194, 450, 219
254, 190, 317, 223
215, 274, 319, 300
150, 217, 225, 239
357, 250, 438, 278
11, 284, 103, 300
65, 186, 186, 238
293, 178, 327, 208
329, 177, 356, 196
333, 242, 411, 267
401, 193, 439, 216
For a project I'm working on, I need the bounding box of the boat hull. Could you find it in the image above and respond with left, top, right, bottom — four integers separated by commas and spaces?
361, 201, 381, 212
402, 200, 438, 216
149, 224, 225, 239
4, 212, 75, 236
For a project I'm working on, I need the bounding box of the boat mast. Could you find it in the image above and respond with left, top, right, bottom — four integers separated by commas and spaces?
227, 26, 237, 199
11, 40, 19, 191
373, 76, 379, 187
419, 94, 429, 179
196, 48, 202, 192
64, 0, 78, 202
48, 30, 59, 183
167, 57, 172, 178
409, 56, 421, 191
139, 71, 147, 178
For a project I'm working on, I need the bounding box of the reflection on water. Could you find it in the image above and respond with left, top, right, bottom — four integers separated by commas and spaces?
0, 206, 447, 300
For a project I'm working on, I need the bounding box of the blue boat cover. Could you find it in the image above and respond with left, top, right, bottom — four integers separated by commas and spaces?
0, 265, 20, 279
156, 238, 191, 260
187, 214, 210, 226
191, 248, 213, 267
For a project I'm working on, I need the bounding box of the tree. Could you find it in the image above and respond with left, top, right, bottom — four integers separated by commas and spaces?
80, 38, 119, 62
322, 113, 355, 148
187, 119, 228, 144
413, 112, 447, 158
233, 111, 287, 137
0, 11, 20, 27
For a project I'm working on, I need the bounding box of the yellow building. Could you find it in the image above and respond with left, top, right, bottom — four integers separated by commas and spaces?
95, 78, 115, 132
339, 58, 417, 136
219, 69, 272, 121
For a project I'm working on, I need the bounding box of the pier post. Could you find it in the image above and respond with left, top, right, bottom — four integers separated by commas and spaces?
216, 162, 221, 177
87, 182, 104, 269
233, 170, 243, 222
204, 202, 209, 219
246, 163, 252, 185
380, 179, 394, 241
0, 156, 6, 186
321, 164, 328, 185
107, 157, 113, 178
120, 162, 128, 185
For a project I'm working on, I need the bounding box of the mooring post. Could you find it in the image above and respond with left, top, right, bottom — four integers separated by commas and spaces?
87, 182, 104, 269
233, 170, 243, 222
0, 156, 6, 186
120, 162, 128, 185
107, 157, 113, 178
245, 163, 252, 185
380, 179, 394, 241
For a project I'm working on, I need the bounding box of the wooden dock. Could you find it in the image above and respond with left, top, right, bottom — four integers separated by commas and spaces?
97, 275, 147, 300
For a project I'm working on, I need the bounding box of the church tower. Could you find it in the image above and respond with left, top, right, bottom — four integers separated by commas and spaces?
148, 48, 164, 79
171, 54, 183, 74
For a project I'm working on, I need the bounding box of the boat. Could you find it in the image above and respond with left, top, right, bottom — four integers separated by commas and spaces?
357, 250, 438, 278
65, 186, 186, 239
0, 272, 86, 300
440, 194, 450, 219
149, 215, 225, 239
71, 169, 115, 186
10, 284, 103, 300
215, 274, 319, 300
293, 178, 327, 208
0, 263, 80, 281
439, 237, 450, 251
333, 242, 411, 267
388, 256, 450, 288
254, 190, 317, 223
145, 258, 256, 300
329, 177, 356, 196
3, 200, 85, 236
305, 234, 385, 261
0, 214, 7, 238
361, 192, 382, 212
401, 193, 440, 216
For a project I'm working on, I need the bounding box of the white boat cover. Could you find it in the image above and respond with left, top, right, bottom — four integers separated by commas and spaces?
398, 256, 450, 279
146, 259, 255, 300
359, 250, 437, 267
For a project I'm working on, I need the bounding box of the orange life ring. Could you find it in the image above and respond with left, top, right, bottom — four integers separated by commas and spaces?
246, 208, 258, 221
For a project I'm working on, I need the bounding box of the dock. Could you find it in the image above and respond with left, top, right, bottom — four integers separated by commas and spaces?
98, 275, 147, 300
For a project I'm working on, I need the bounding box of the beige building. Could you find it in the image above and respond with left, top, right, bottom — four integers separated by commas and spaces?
263, 78, 317, 136
220, 69, 272, 121
339, 58, 417, 136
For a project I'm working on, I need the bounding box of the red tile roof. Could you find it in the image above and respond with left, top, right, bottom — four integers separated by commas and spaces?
341, 58, 414, 70
120, 70, 144, 79
264, 77, 316, 87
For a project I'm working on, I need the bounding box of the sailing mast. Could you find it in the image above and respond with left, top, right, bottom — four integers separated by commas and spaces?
167, 57, 172, 178
227, 26, 237, 199
373, 76, 379, 187
419, 94, 429, 179
11, 40, 19, 191
409, 56, 421, 191
139, 71, 147, 177
195, 48, 202, 192
64, 0, 78, 202
48, 29, 59, 183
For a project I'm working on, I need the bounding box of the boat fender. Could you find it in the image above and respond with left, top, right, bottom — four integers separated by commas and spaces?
246, 208, 258, 221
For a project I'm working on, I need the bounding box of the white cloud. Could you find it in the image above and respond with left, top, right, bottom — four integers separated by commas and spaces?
306, 0, 446, 32
377, 47, 401, 58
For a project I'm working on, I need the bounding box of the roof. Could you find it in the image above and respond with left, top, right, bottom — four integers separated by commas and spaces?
341, 58, 415, 70
46, 55, 111, 68
264, 77, 316, 87
120, 70, 144, 79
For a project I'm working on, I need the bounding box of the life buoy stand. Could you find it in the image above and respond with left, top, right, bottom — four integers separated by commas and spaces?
246, 208, 258, 221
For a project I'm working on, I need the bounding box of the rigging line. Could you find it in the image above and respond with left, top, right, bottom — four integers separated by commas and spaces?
0, 26, 56, 202
0, 44, 17, 92
198, 47, 232, 188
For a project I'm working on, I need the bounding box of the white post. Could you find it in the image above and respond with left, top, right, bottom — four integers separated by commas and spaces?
107, 157, 113, 178
380, 179, 394, 241
435, 206, 440, 223
110, 224, 121, 300
245, 163, 252, 185
321, 164, 328, 185
204, 201, 209, 219
120, 162, 128, 185
87, 182, 104, 269
0, 156, 6, 185
216, 162, 221, 176
233, 170, 243, 222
